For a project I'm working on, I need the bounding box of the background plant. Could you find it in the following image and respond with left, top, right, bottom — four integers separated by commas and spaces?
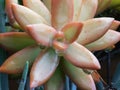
0, 0, 119, 90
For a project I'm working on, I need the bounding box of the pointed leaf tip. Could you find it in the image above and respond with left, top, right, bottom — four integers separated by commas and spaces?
86, 30, 120, 51
62, 22, 83, 43
11, 3, 47, 31
64, 42, 101, 70
77, 17, 114, 45
0, 45, 41, 74
5, 0, 20, 28
26, 24, 57, 46
23, 0, 51, 24
110, 20, 120, 30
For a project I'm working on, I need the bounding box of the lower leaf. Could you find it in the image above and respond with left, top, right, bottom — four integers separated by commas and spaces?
44, 65, 65, 90
30, 48, 59, 88
61, 60, 96, 90
0, 45, 41, 74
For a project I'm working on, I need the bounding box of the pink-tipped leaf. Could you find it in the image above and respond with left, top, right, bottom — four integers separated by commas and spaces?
110, 20, 120, 30
77, 17, 114, 45
61, 60, 96, 90
51, 0, 73, 30
61, 22, 83, 43
26, 24, 57, 47
0, 32, 35, 52
12, 3, 47, 31
30, 48, 59, 88
86, 30, 120, 51
64, 42, 100, 70
5, 0, 20, 28
0, 45, 41, 74
23, 0, 51, 24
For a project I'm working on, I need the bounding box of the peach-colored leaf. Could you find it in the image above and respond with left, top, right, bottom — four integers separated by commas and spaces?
86, 30, 120, 51
51, 0, 73, 30
30, 48, 59, 88
110, 20, 120, 30
0, 45, 41, 74
73, 0, 82, 21
5, 0, 20, 28
61, 22, 83, 43
26, 24, 57, 47
77, 0, 98, 21
77, 17, 114, 45
53, 40, 68, 51
12, 3, 47, 31
61, 60, 96, 90
44, 66, 65, 90
0, 32, 35, 52
64, 42, 100, 70
23, 0, 51, 24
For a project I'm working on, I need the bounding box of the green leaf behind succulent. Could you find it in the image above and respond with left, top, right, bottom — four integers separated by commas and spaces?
110, 0, 120, 8
44, 65, 65, 90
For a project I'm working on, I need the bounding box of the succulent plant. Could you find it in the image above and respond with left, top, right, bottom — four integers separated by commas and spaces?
0, 0, 120, 90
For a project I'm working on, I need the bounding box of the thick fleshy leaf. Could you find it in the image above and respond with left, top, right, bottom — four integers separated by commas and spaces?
77, 18, 114, 45
61, 22, 83, 43
0, 32, 35, 52
30, 48, 59, 88
43, 0, 52, 11
110, 20, 120, 30
64, 42, 100, 69
12, 3, 47, 31
77, 0, 98, 21
44, 66, 65, 90
53, 40, 68, 51
86, 30, 120, 51
61, 60, 96, 90
26, 24, 57, 46
23, 0, 51, 24
0, 45, 41, 74
5, 0, 20, 28
51, 0, 73, 30
73, 0, 82, 21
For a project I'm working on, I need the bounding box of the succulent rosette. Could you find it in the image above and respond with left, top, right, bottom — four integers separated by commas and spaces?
0, 0, 120, 89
